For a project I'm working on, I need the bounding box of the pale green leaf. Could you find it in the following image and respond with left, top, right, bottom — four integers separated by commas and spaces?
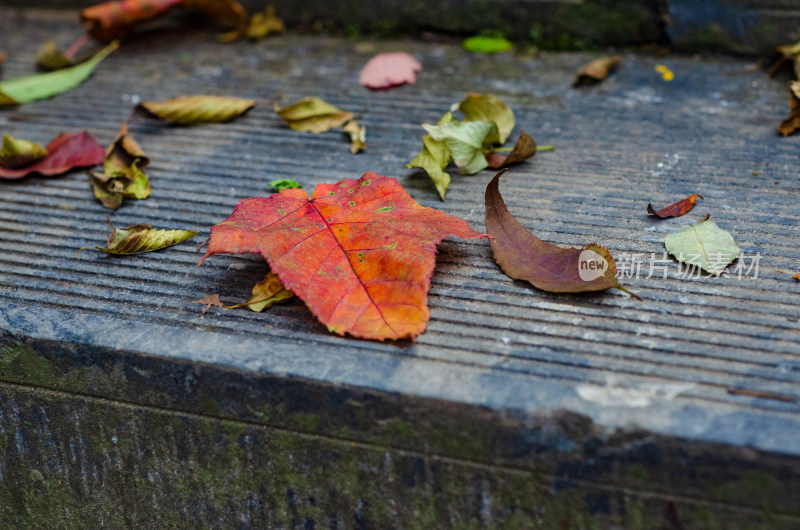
77, 218, 198, 256
89, 123, 151, 209
457, 93, 515, 144
343, 120, 366, 154
0, 134, 48, 169
664, 220, 741, 275
423, 120, 497, 175
0, 41, 118, 106
406, 135, 451, 200
274, 97, 354, 133
139, 95, 256, 124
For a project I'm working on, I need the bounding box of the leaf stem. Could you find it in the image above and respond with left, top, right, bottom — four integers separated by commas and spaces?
537, 145, 556, 151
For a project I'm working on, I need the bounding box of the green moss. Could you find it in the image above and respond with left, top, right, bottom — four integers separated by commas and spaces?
292, 413, 321, 432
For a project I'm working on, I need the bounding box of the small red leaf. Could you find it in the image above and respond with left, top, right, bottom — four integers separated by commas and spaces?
0, 132, 104, 179
81, 0, 183, 41
200, 172, 488, 340
647, 194, 703, 218
359, 53, 422, 91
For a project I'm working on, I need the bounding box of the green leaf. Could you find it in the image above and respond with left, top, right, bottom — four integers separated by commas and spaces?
274, 97, 354, 133
423, 120, 497, 175
139, 95, 256, 124
77, 218, 198, 256
225, 272, 295, 311
406, 135, 451, 200
269, 178, 302, 191
0, 41, 117, 106
462, 32, 513, 54
664, 219, 741, 275
0, 134, 48, 169
457, 93, 515, 144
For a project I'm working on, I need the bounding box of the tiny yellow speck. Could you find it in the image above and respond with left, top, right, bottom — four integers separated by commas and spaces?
656, 64, 674, 81
753, 170, 759, 176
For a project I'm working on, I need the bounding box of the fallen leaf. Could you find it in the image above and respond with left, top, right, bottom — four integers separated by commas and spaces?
423, 120, 497, 175
240, 5, 285, 40
82, 0, 247, 42
343, 120, 366, 153
0, 134, 48, 169
0, 50, 5, 67
192, 293, 223, 318
0, 41, 118, 106
139, 95, 256, 124
77, 217, 198, 256
485, 170, 637, 298
779, 81, 800, 136
199, 172, 489, 340
457, 93, 515, 144
269, 178, 302, 191
406, 134, 451, 201
664, 219, 741, 275
793, 273, 800, 281
462, 32, 512, 54
359, 52, 422, 90
81, 0, 182, 41
486, 132, 537, 169
0, 131, 104, 180
226, 272, 295, 311
35, 40, 96, 71
88, 122, 152, 209
573, 55, 622, 86
647, 194, 703, 219
274, 97, 354, 133
655, 64, 674, 82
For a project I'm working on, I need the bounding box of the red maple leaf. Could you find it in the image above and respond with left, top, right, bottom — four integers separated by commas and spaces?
0, 132, 104, 179
200, 172, 488, 340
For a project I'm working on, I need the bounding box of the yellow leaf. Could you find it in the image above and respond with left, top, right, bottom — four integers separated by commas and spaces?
139, 95, 256, 124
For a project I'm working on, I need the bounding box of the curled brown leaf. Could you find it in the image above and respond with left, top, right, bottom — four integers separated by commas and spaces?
647, 194, 703, 219
573, 55, 622, 86
486, 132, 537, 169
779, 81, 800, 136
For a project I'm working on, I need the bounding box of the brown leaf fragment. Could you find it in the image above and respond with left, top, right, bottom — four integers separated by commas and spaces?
36, 40, 84, 71
138, 95, 256, 124
727, 388, 797, 403
486, 132, 537, 169
647, 194, 703, 219
793, 272, 800, 281
485, 169, 638, 298
766, 42, 800, 78
779, 81, 800, 136
573, 55, 622, 86
0, 50, 5, 67
193, 293, 223, 318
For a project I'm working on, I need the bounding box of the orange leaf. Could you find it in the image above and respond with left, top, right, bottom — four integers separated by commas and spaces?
81, 0, 183, 41
647, 194, 703, 219
199, 172, 488, 340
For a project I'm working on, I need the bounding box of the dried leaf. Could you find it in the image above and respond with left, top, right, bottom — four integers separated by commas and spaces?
199, 172, 489, 340
406, 134, 451, 201
647, 194, 703, 219
793, 273, 800, 281
0, 41, 118, 106
359, 52, 422, 90
81, 0, 182, 41
485, 170, 637, 297
0, 134, 48, 169
88, 123, 151, 209
0, 50, 5, 67
0, 132, 104, 180
82, 0, 247, 42
462, 32, 512, 54
139, 95, 256, 124
486, 132, 537, 169
767, 41, 800, 78
269, 178, 302, 191
423, 120, 497, 175
77, 217, 198, 256
246, 5, 285, 40
192, 293, 223, 318
664, 219, 740, 276
779, 81, 800, 136
226, 272, 294, 311
573, 55, 622, 86
274, 97, 354, 133
457, 93, 515, 145
343, 120, 366, 153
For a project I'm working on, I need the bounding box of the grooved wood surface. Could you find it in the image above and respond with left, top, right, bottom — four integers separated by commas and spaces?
1, 9, 799, 456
